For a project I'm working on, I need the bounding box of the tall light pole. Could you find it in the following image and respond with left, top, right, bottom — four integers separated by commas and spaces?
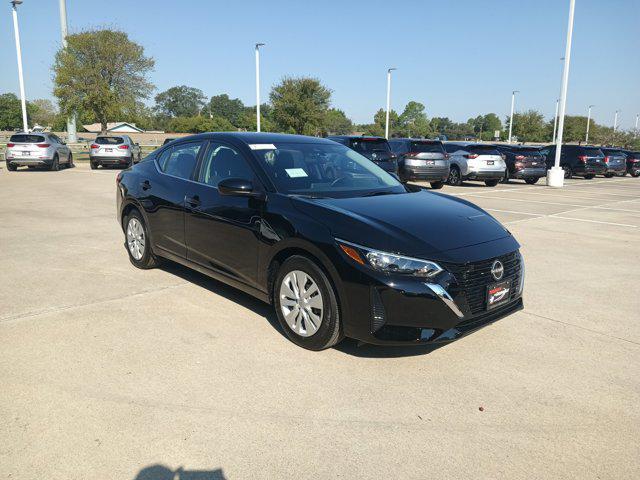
385, 67, 396, 139
508, 90, 518, 144
10, 0, 28, 133
58, 0, 76, 142
548, 0, 576, 188
613, 110, 619, 132
585, 104, 594, 143
255, 43, 265, 132
635, 113, 639, 131
552, 98, 559, 143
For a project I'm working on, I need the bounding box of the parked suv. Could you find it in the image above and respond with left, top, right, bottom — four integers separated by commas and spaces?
444, 143, 506, 187
5, 132, 73, 171
90, 135, 141, 169
327, 136, 398, 175
600, 147, 627, 177
495, 145, 547, 184
621, 150, 640, 177
388, 138, 450, 188
539, 144, 606, 179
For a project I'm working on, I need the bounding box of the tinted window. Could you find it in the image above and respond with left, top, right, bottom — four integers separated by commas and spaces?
9, 134, 45, 143
518, 147, 542, 154
251, 142, 401, 196
409, 141, 444, 153
158, 142, 202, 179
444, 143, 463, 153
95, 137, 124, 145
578, 147, 604, 157
388, 140, 407, 154
468, 145, 501, 155
350, 139, 392, 154
198, 143, 253, 187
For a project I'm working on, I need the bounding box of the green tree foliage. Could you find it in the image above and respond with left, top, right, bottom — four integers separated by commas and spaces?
204, 94, 245, 126
166, 116, 235, 133
467, 113, 503, 140
30, 99, 58, 127
270, 77, 331, 135
506, 110, 547, 142
322, 109, 353, 135
0, 93, 36, 130
53, 29, 154, 135
397, 101, 432, 138
154, 85, 206, 118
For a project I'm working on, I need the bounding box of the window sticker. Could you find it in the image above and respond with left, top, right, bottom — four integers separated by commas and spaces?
285, 168, 308, 178
248, 143, 277, 150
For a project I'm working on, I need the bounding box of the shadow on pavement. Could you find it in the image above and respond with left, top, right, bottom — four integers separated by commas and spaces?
133, 464, 226, 480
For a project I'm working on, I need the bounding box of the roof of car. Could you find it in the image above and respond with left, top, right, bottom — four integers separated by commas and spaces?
175, 132, 337, 145
389, 138, 441, 142
327, 135, 386, 140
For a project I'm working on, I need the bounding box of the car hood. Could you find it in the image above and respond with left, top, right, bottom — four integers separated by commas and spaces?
291, 190, 513, 259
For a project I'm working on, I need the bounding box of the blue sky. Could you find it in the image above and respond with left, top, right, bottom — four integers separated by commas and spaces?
1, 0, 639, 128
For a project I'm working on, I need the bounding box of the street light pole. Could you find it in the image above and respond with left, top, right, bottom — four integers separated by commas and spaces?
58, 0, 77, 142
385, 68, 396, 139
508, 90, 518, 144
548, 0, 576, 188
255, 43, 264, 132
635, 113, 639, 131
613, 110, 619, 132
10, 0, 28, 133
552, 98, 559, 143
585, 104, 594, 143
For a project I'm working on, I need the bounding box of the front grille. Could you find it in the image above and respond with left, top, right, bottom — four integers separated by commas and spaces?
442, 251, 522, 315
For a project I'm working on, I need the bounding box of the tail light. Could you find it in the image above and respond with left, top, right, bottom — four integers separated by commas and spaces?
118, 145, 129, 150
36, 143, 51, 148
515, 155, 525, 160
604, 156, 609, 164
464, 153, 479, 159
90, 143, 99, 149
7, 143, 15, 147
577, 155, 587, 163
629, 158, 640, 163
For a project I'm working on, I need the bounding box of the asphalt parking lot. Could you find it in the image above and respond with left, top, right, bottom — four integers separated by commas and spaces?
1, 163, 639, 479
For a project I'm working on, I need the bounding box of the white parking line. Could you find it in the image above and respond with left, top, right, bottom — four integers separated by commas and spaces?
550, 216, 638, 228
484, 208, 542, 216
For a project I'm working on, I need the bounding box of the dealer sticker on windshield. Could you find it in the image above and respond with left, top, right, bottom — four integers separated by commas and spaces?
285, 168, 308, 178
248, 143, 276, 150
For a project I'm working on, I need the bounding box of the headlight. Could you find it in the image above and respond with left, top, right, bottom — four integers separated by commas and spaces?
336, 239, 443, 278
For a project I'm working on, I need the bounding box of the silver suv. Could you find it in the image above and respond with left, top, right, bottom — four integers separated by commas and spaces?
90, 135, 141, 169
444, 143, 506, 187
5, 132, 73, 171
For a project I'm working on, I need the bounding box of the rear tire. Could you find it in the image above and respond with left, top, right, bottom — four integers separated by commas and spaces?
563, 165, 573, 179
584, 174, 595, 180
632, 170, 640, 178
447, 165, 462, 186
67, 153, 74, 168
90, 161, 98, 170
6, 161, 17, 171
484, 179, 499, 187
273, 255, 343, 351
604, 173, 614, 178
524, 177, 539, 185
124, 210, 161, 269
501, 169, 510, 183
430, 181, 444, 189
50, 155, 59, 171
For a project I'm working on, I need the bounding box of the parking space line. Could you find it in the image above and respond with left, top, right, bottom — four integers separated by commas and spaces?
484, 208, 543, 216
548, 216, 638, 228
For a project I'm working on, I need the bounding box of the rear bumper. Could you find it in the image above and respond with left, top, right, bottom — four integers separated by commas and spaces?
603, 164, 626, 175
465, 170, 504, 180
6, 157, 53, 166
401, 166, 449, 182
513, 167, 547, 179
91, 155, 131, 165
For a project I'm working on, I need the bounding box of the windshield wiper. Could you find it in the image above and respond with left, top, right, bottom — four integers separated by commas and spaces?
361, 190, 399, 197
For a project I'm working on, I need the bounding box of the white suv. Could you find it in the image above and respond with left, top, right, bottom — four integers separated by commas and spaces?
444, 143, 506, 187
89, 135, 141, 169
5, 132, 73, 171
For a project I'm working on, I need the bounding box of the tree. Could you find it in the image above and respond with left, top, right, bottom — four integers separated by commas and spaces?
506, 110, 547, 142
322, 108, 353, 135
372, 108, 399, 137
398, 101, 432, 138
270, 77, 331, 135
53, 29, 154, 135
0, 93, 31, 130
155, 85, 206, 118
167, 116, 235, 134
30, 99, 58, 127
204, 94, 245, 126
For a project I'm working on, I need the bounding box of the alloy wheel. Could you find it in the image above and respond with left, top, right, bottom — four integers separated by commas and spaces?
126, 218, 145, 260
279, 270, 324, 337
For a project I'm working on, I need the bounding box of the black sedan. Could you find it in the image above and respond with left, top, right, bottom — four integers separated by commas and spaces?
116, 132, 524, 350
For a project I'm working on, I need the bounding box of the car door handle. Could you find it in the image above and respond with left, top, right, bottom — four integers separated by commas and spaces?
185, 195, 201, 207
140, 180, 151, 190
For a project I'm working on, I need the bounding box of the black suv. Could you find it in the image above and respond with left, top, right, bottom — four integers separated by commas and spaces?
327, 136, 398, 175
621, 150, 640, 177
388, 138, 450, 188
495, 145, 547, 184
539, 144, 606, 179
599, 147, 628, 177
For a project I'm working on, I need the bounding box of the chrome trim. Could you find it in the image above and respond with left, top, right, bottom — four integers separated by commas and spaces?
425, 283, 464, 318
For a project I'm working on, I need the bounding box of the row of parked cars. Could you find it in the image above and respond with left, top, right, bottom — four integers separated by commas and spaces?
327, 135, 640, 188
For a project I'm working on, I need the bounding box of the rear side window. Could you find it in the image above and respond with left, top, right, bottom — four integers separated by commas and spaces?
410, 142, 444, 153
9, 134, 45, 143
350, 139, 392, 154
444, 144, 462, 153
157, 142, 203, 179
468, 145, 501, 155
95, 137, 124, 145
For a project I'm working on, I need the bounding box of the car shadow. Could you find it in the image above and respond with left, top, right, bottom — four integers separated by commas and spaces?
160, 260, 453, 359
133, 464, 226, 480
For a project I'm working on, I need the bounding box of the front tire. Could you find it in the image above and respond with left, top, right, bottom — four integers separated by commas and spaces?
632, 170, 640, 178
430, 181, 444, 189
447, 166, 462, 186
274, 255, 342, 351
484, 179, 499, 187
524, 177, 539, 185
124, 210, 161, 269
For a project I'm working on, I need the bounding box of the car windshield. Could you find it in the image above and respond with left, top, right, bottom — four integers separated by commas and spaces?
350, 138, 391, 154
251, 142, 403, 197
468, 145, 501, 155
9, 134, 45, 143
95, 136, 124, 145
581, 147, 604, 157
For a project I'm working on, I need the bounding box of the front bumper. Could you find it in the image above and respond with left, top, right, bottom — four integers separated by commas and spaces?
336, 243, 524, 345
513, 167, 547, 179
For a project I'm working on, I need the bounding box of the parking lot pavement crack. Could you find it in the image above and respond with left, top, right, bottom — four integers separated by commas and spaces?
521, 311, 640, 347
0, 282, 190, 324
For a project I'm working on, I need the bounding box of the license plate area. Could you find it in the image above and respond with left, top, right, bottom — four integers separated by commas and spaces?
486, 160, 495, 165
486, 280, 511, 310
104, 148, 113, 152
425, 160, 435, 166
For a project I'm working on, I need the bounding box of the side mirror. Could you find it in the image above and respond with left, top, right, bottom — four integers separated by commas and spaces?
218, 178, 262, 198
